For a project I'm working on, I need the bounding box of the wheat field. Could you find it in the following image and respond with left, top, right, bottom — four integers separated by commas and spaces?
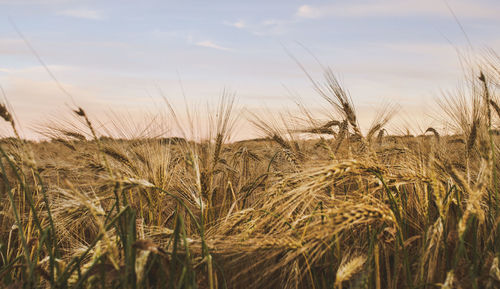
0, 55, 499, 288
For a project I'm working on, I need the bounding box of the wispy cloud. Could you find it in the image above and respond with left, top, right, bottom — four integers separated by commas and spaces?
225, 19, 293, 36
225, 20, 246, 29
295, 1, 499, 20
57, 8, 103, 20
296, 5, 320, 19
195, 40, 230, 51
0, 38, 26, 55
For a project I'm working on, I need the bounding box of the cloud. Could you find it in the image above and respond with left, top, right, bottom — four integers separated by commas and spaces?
225, 20, 246, 29
57, 8, 103, 20
296, 5, 320, 19
0, 38, 27, 55
295, 1, 500, 20
227, 19, 293, 36
255, 19, 293, 35
195, 40, 230, 51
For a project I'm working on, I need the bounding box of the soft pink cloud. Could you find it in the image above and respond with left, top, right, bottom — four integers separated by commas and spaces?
195, 40, 231, 51
296, 1, 499, 19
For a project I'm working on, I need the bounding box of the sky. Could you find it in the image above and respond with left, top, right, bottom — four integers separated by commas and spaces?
0, 0, 499, 139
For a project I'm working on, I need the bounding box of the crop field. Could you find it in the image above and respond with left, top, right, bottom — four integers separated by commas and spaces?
0, 58, 499, 288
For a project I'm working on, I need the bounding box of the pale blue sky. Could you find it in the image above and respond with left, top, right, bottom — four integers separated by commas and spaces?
0, 0, 499, 138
